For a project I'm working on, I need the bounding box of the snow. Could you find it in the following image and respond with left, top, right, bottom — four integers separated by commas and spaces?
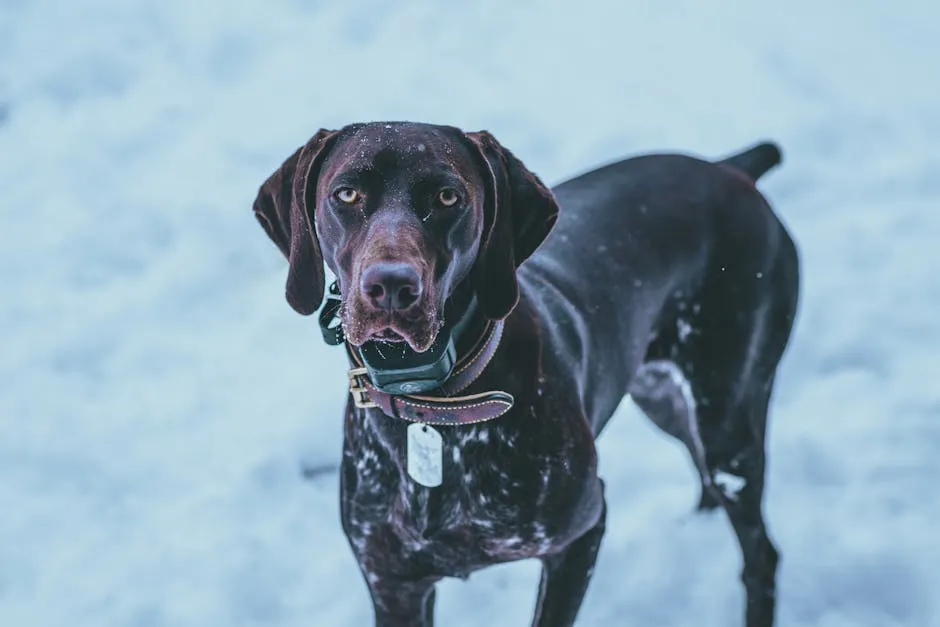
2, 0, 938, 625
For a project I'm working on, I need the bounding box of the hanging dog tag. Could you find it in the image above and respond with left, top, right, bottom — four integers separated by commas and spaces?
407, 422, 443, 487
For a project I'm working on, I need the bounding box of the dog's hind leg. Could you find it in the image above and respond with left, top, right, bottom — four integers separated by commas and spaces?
628, 360, 713, 506
632, 357, 782, 627
628, 360, 765, 513
692, 381, 780, 627
632, 239, 797, 627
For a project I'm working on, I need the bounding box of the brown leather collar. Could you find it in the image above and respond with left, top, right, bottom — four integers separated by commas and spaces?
346, 320, 514, 426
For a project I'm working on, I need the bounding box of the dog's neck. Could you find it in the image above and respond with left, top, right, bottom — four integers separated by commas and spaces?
443, 282, 487, 356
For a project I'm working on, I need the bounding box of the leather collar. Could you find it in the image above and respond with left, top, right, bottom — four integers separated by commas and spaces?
346, 319, 514, 426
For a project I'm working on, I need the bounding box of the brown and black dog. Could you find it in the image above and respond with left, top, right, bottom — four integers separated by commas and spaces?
253, 122, 800, 627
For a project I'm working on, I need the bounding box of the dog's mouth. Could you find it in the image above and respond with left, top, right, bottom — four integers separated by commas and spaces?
342, 302, 442, 353
370, 328, 406, 342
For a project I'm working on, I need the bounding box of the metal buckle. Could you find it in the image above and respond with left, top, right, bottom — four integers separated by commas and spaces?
348, 367, 378, 409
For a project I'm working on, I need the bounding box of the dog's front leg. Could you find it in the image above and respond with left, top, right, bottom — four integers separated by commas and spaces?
530, 487, 607, 627
365, 575, 437, 627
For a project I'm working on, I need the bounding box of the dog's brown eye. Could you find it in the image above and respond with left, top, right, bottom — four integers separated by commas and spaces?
438, 188, 460, 207
334, 187, 360, 204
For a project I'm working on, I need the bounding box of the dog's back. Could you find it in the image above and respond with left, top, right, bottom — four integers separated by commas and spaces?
519, 145, 797, 428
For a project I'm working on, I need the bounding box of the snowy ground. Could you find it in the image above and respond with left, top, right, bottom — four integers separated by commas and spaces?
2, 0, 939, 625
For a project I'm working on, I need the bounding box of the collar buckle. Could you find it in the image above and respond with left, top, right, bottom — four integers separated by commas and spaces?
348, 367, 378, 409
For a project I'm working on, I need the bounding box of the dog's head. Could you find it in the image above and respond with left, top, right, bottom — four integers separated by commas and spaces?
253, 122, 558, 352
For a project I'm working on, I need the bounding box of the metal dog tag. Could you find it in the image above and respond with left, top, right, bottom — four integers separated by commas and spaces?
407, 423, 443, 488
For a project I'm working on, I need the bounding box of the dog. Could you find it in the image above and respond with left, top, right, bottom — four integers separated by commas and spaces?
252, 122, 800, 627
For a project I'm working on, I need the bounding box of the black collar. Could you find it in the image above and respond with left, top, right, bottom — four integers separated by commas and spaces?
317, 282, 483, 395
318, 281, 346, 346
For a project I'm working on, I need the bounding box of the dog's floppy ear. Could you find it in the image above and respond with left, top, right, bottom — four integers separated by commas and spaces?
253, 129, 338, 315
465, 131, 560, 320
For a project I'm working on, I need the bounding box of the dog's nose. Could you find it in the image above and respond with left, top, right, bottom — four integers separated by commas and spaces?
360, 262, 423, 311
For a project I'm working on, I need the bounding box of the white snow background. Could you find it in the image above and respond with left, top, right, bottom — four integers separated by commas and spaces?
2, 0, 938, 625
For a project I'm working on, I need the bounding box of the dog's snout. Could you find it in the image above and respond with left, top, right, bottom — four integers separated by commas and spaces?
360, 262, 423, 311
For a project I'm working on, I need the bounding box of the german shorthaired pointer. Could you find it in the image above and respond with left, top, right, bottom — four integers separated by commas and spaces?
253, 122, 800, 627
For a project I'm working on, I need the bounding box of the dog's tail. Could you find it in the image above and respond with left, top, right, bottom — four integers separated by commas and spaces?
717, 141, 783, 182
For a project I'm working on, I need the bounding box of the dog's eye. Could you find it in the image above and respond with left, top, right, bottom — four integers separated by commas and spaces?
438, 188, 460, 207
334, 187, 360, 204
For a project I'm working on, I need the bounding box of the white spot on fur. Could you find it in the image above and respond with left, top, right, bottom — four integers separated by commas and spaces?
356, 448, 379, 473
677, 318, 693, 342
532, 522, 553, 552
629, 360, 708, 479
459, 428, 489, 446
402, 535, 429, 551
350, 522, 375, 554
715, 470, 747, 500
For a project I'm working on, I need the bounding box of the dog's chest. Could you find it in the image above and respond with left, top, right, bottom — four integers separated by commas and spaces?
343, 418, 571, 575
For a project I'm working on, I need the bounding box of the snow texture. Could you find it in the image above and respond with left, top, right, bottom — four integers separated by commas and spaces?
1, 0, 938, 625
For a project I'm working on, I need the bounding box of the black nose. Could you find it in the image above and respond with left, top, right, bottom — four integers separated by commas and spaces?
359, 262, 423, 311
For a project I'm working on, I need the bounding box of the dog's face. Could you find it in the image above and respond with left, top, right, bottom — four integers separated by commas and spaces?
315, 124, 486, 352
252, 121, 560, 352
